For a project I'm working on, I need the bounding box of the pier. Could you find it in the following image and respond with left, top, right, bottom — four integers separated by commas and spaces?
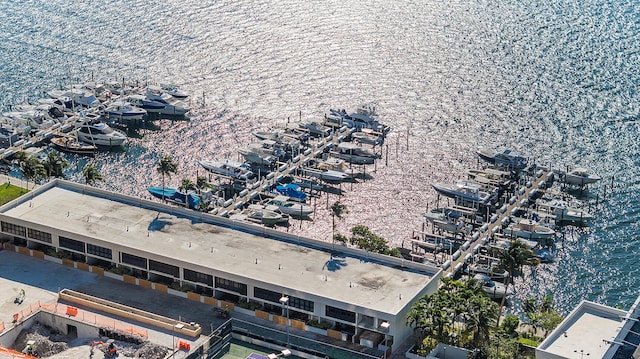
440, 167, 553, 279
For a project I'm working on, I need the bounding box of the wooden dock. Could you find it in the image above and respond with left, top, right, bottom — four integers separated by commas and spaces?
440, 168, 553, 279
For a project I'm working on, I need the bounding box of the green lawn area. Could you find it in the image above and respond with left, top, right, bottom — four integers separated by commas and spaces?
0, 182, 28, 206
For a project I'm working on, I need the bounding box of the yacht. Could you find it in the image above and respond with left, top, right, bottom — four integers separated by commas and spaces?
105, 100, 148, 121
473, 274, 513, 300
125, 95, 166, 113
145, 87, 191, 115
237, 143, 279, 167
198, 159, 255, 181
74, 119, 127, 147
503, 219, 555, 240
562, 168, 601, 186
329, 142, 377, 165
432, 181, 496, 204
476, 149, 528, 170
535, 199, 594, 222
160, 84, 189, 99
263, 195, 313, 217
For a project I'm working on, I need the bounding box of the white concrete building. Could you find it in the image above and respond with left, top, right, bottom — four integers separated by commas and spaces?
536, 294, 640, 359
0, 180, 442, 353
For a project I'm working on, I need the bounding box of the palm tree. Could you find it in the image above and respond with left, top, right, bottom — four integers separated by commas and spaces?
42, 152, 69, 179
19, 157, 46, 190
195, 176, 209, 194
13, 151, 28, 166
156, 155, 178, 200
179, 178, 196, 192
330, 201, 348, 243
497, 239, 538, 325
82, 165, 103, 186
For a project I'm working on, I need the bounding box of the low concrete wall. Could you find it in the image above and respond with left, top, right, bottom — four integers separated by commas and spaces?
59, 289, 201, 338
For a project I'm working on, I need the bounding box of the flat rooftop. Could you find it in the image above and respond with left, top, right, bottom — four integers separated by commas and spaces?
538, 301, 626, 358
0, 181, 437, 314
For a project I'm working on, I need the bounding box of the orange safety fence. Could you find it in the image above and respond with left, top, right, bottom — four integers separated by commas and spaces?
39, 302, 148, 339
0, 346, 38, 359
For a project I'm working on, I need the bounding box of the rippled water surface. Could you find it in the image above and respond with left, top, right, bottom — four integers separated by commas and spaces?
1, 0, 639, 313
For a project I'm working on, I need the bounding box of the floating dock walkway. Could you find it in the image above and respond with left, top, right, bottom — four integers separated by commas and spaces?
440, 167, 553, 279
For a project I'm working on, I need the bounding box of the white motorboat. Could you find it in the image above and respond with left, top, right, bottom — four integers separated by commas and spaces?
242, 207, 285, 226
423, 209, 472, 235
125, 95, 166, 113
535, 199, 594, 222
297, 121, 332, 137
145, 87, 191, 115
329, 142, 377, 165
48, 89, 101, 108
300, 167, 351, 183
237, 144, 279, 167
316, 158, 358, 178
74, 118, 127, 147
160, 84, 189, 99
198, 159, 255, 181
562, 168, 601, 186
105, 100, 148, 121
432, 181, 495, 204
263, 195, 313, 217
503, 219, 555, 240
325, 105, 391, 134
473, 274, 513, 300
476, 149, 528, 170
467, 256, 509, 281
351, 128, 384, 146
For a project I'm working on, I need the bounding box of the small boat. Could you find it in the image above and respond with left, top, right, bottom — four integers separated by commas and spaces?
472, 273, 513, 300
145, 87, 191, 115
503, 219, 555, 240
562, 168, 601, 186
105, 100, 148, 121
535, 199, 594, 222
237, 144, 280, 167
147, 187, 200, 208
534, 249, 554, 263
423, 209, 472, 235
48, 89, 101, 108
290, 178, 324, 192
275, 183, 307, 202
75, 119, 127, 147
297, 121, 332, 137
126, 95, 166, 113
476, 149, 528, 170
198, 159, 255, 181
432, 181, 496, 204
160, 84, 189, 99
351, 129, 384, 146
326, 106, 391, 134
300, 167, 351, 183
50, 136, 97, 155
329, 142, 377, 165
242, 206, 285, 226
467, 256, 509, 281
263, 195, 313, 217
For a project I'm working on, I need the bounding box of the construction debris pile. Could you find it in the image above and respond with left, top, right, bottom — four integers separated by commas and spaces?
11, 322, 169, 359
12, 322, 68, 357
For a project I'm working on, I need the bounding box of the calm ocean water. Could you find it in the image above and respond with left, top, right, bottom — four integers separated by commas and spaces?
1, 0, 639, 314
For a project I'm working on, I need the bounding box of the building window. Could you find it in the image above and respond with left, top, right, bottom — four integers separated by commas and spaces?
149, 260, 179, 278
1, 222, 26, 237
86, 244, 112, 260
215, 277, 247, 296
59, 236, 85, 253
326, 305, 356, 323
289, 296, 314, 312
121, 252, 147, 269
184, 269, 213, 286
254, 287, 282, 303
27, 228, 52, 243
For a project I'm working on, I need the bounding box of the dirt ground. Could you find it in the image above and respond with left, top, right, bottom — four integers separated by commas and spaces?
11, 321, 169, 359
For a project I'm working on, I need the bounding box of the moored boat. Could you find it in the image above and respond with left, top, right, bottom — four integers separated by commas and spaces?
263, 195, 313, 217
198, 159, 255, 181
432, 181, 496, 204
476, 149, 528, 170
147, 186, 200, 208
503, 219, 555, 240
50, 136, 97, 155
562, 167, 601, 186
472, 273, 513, 300
75, 118, 127, 147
